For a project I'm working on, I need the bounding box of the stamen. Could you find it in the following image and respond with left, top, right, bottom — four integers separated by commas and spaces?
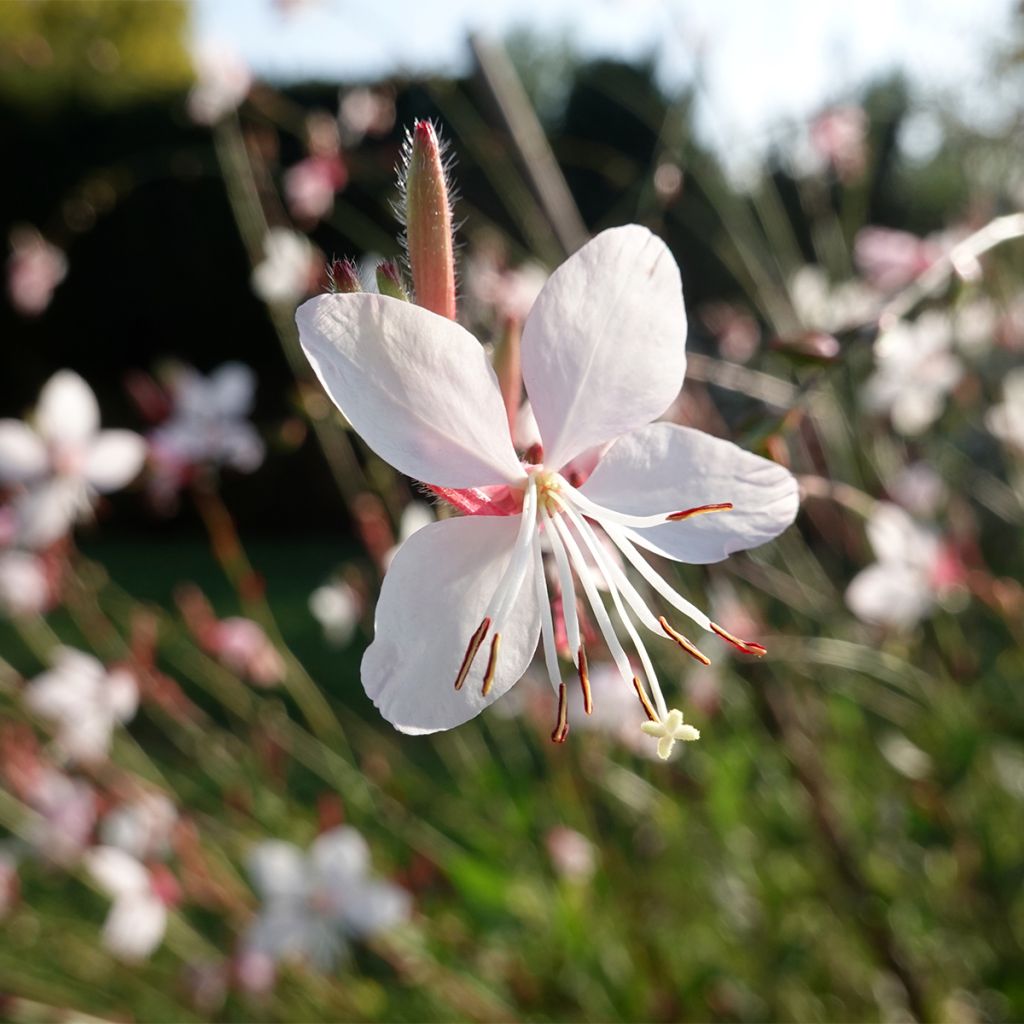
551, 682, 569, 743
658, 615, 711, 665
454, 616, 490, 690
541, 506, 581, 662
632, 676, 659, 722
481, 633, 502, 695
600, 521, 712, 630
484, 476, 538, 630
666, 502, 734, 521
577, 643, 592, 714
710, 621, 767, 657
532, 536, 563, 696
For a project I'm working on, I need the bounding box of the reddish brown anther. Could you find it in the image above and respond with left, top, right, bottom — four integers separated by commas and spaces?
481, 633, 501, 696
658, 615, 712, 665
551, 682, 569, 743
710, 621, 767, 657
666, 502, 734, 522
577, 643, 592, 714
632, 676, 659, 722
454, 617, 490, 691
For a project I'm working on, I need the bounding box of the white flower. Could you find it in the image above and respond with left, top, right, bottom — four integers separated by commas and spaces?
0, 371, 146, 548
149, 362, 264, 481
25, 768, 97, 866
84, 847, 168, 962
863, 312, 964, 435
297, 225, 799, 754
845, 503, 949, 629
187, 43, 251, 125
252, 228, 315, 305
207, 617, 286, 687
100, 792, 178, 861
243, 826, 410, 972
545, 826, 597, 882
23, 647, 138, 764
789, 265, 878, 335
986, 367, 1024, 450
309, 580, 361, 647
0, 550, 49, 617
7, 226, 67, 317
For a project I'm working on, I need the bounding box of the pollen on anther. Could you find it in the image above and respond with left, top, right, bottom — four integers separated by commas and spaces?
551, 682, 569, 743
667, 502, 734, 522
481, 632, 502, 695
454, 616, 490, 691
577, 643, 592, 714
632, 676, 658, 722
658, 615, 712, 666
710, 621, 767, 657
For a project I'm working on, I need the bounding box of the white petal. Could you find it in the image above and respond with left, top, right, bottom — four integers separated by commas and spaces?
14, 478, 87, 549
297, 293, 524, 487
309, 826, 370, 887
339, 880, 411, 937
0, 551, 49, 617
0, 420, 48, 483
521, 226, 687, 470
580, 423, 799, 563
35, 371, 99, 446
846, 563, 933, 629
56, 709, 115, 764
362, 515, 541, 734
866, 503, 939, 569
83, 431, 146, 493
209, 362, 257, 417
85, 846, 150, 897
247, 840, 308, 902
102, 894, 166, 961
105, 667, 139, 723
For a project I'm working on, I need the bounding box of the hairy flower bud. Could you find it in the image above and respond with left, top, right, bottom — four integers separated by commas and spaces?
402, 120, 456, 320
325, 257, 361, 294
375, 259, 409, 301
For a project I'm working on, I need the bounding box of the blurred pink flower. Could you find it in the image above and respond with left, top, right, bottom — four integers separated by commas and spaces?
242, 826, 411, 977
339, 87, 396, 146
284, 154, 349, 223
84, 846, 176, 962
100, 791, 178, 861
187, 44, 251, 125
545, 826, 597, 882
0, 370, 146, 549
0, 550, 50, 617
23, 647, 138, 764
25, 767, 98, 866
464, 248, 548, 325
7, 226, 66, 316
854, 227, 946, 291
209, 618, 286, 687
846, 503, 965, 629
809, 105, 868, 183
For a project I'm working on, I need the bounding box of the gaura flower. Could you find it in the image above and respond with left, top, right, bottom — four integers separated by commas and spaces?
986, 367, 1024, 451
84, 846, 177, 962
0, 370, 146, 549
23, 647, 138, 764
297, 226, 799, 754
251, 228, 317, 305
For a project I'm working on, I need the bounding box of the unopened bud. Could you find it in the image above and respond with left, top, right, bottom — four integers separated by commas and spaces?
402, 120, 456, 320
325, 256, 361, 294
375, 259, 409, 301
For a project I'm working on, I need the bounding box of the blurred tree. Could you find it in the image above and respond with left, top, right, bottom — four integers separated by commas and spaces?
0, 0, 192, 108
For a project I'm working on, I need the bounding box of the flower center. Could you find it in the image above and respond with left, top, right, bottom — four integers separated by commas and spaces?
452, 470, 765, 757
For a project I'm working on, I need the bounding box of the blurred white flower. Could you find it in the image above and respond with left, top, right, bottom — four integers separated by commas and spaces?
0, 371, 146, 549
187, 44, 251, 125
100, 792, 178, 862
854, 227, 943, 291
339, 87, 395, 146
845, 503, 962, 629
208, 617, 286, 687
986, 367, 1024, 450
954, 297, 997, 355
309, 579, 362, 647
243, 826, 410, 975
789, 266, 878, 335
6, 226, 67, 317
545, 826, 596, 882
0, 550, 50, 617
25, 767, 97, 866
863, 312, 963, 435
251, 228, 315, 305
888, 462, 947, 519
23, 647, 138, 764
284, 154, 349, 223
463, 243, 548, 325
84, 846, 173, 962
149, 362, 264, 494
808, 105, 868, 183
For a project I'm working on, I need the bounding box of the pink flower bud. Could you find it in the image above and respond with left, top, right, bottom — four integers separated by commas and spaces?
325, 257, 361, 294
402, 120, 456, 320
375, 259, 408, 301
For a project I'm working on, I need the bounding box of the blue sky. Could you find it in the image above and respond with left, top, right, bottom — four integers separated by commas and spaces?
193, 0, 1017, 164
